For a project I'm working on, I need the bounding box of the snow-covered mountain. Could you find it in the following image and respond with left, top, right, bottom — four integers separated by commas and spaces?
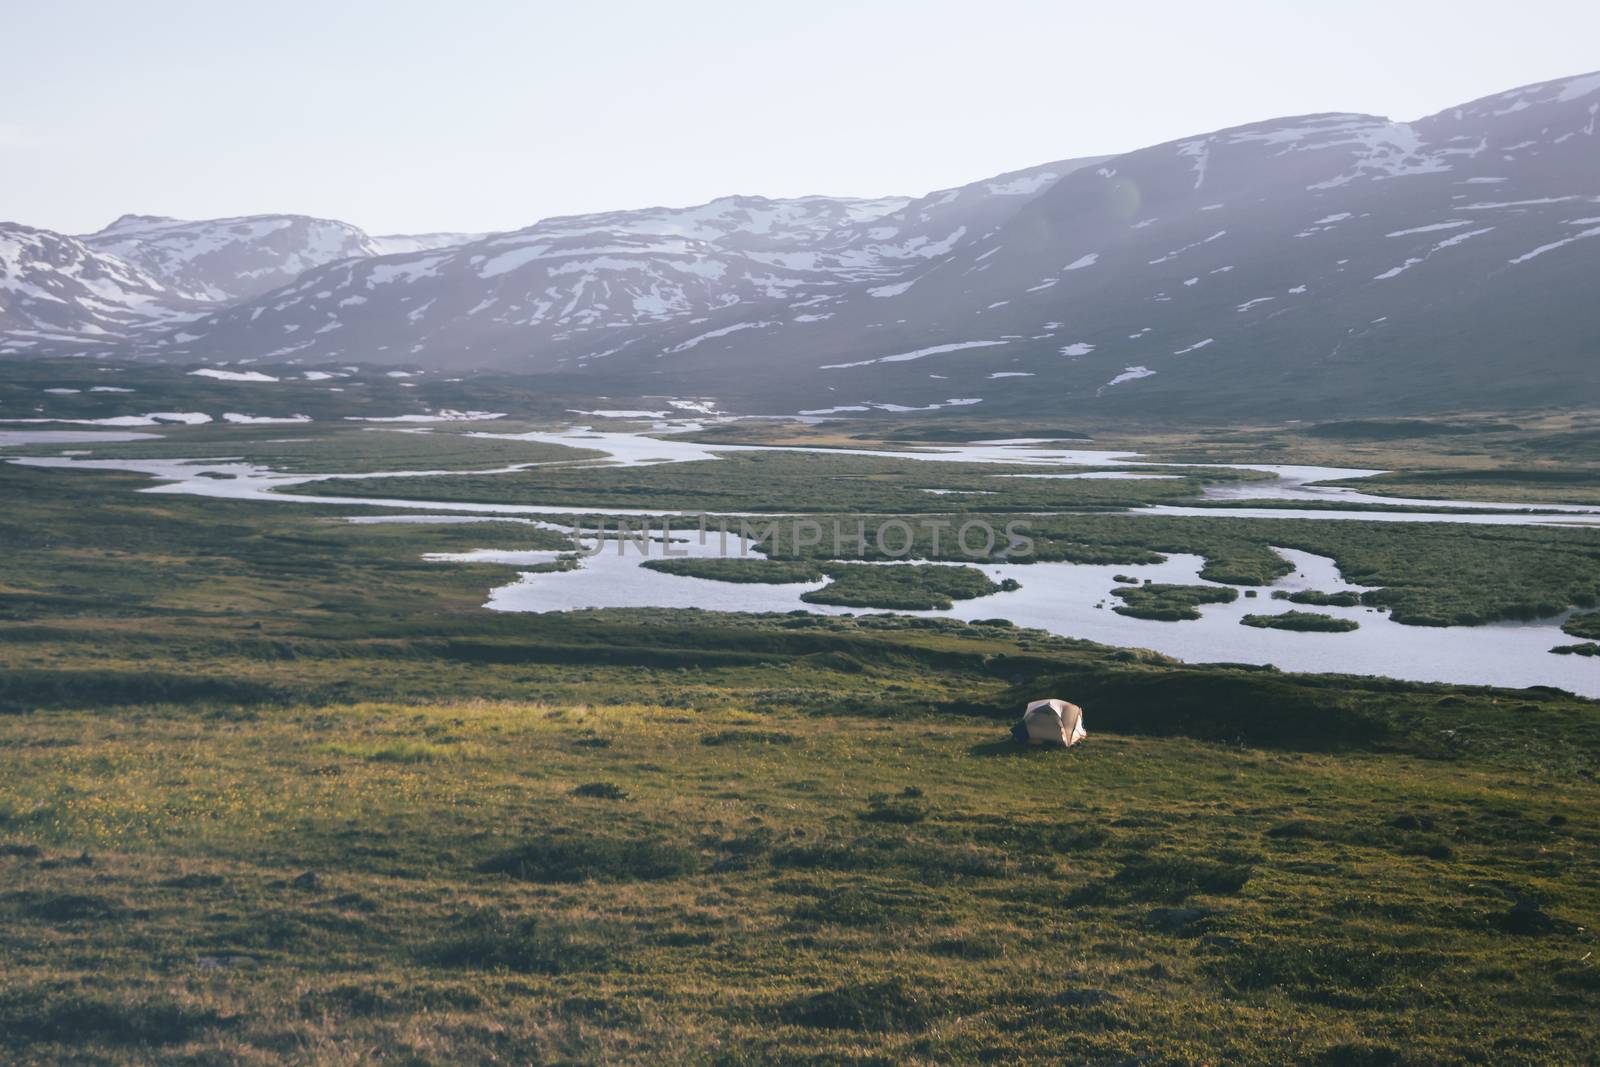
0, 214, 496, 353
516, 194, 914, 252
0, 224, 202, 353
5, 70, 1599, 417
368, 232, 489, 256
115, 167, 1100, 369
82, 213, 393, 301
751, 71, 1600, 416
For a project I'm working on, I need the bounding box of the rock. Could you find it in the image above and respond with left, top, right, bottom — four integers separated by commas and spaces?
290, 870, 321, 891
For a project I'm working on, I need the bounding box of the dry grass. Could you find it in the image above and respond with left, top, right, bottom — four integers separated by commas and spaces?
2, 699, 1596, 1064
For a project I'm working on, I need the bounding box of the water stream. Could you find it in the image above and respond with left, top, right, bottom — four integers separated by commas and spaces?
6, 425, 1596, 695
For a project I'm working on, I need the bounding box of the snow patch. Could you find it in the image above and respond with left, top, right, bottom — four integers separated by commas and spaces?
189, 368, 278, 382
798, 398, 983, 416
345, 410, 506, 423
986, 172, 1058, 196
1555, 72, 1600, 103
663, 321, 776, 354
1508, 223, 1600, 265
819, 340, 1009, 370
1099, 366, 1155, 392
1176, 138, 1210, 190
1376, 227, 1495, 277
1386, 220, 1473, 237
1, 412, 213, 427
222, 413, 312, 424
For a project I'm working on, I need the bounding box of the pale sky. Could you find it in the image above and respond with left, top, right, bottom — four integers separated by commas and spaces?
7, 0, 1599, 236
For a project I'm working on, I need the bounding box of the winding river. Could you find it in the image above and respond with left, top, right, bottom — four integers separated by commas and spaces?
5, 424, 1597, 695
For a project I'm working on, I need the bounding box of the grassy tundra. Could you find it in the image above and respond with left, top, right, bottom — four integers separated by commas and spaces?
2, 408, 1599, 1063
4, 693, 1597, 1065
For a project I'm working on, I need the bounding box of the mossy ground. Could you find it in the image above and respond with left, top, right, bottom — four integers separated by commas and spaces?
2, 699, 1596, 1065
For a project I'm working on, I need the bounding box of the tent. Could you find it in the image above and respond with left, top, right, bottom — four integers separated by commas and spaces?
1013, 699, 1087, 747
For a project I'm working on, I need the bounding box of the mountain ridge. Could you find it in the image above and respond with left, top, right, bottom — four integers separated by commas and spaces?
3, 69, 1597, 417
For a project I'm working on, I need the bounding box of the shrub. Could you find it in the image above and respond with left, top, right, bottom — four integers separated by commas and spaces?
640, 558, 824, 584
771, 841, 888, 872
8, 891, 121, 922
790, 887, 924, 928
1070, 855, 1252, 905
1208, 940, 1439, 1007
778, 976, 948, 1032
478, 835, 700, 882
0, 986, 227, 1047
700, 729, 798, 746
571, 781, 627, 799
1241, 611, 1359, 633
1111, 583, 1238, 621
421, 910, 614, 974
803, 563, 1004, 611
859, 792, 927, 824
1562, 611, 1600, 639
1284, 589, 1363, 608
972, 823, 1109, 855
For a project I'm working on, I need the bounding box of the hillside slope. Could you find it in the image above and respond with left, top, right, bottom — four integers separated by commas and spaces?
129, 170, 1094, 372
758, 73, 1600, 416
4, 70, 1597, 417
0, 224, 202, 353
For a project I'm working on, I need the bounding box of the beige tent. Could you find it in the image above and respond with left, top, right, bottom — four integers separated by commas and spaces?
1019, 699, 1087, 747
